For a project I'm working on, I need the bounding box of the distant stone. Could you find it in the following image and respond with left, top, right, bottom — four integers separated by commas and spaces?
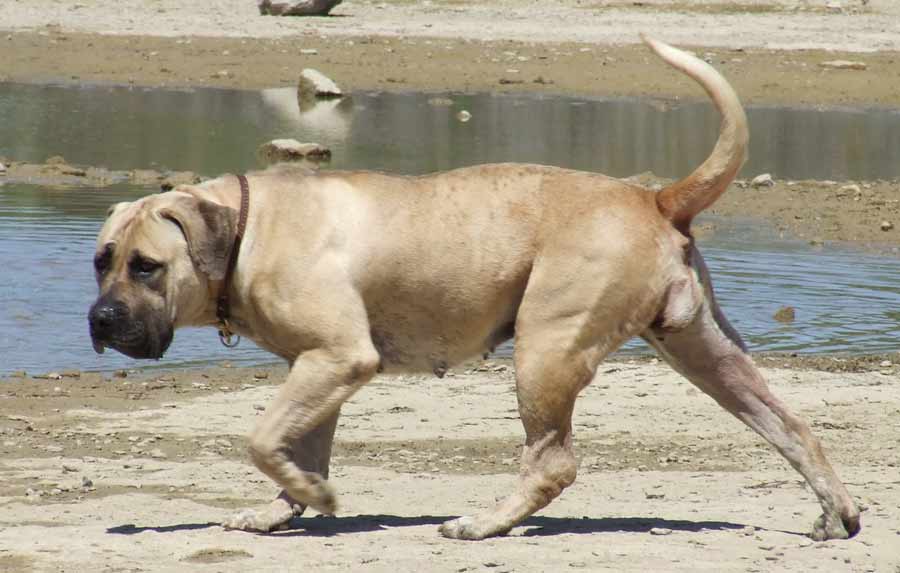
298, 68, 342, 100
259, 0, 342, 16
819, 60, 867, 71
160, 171, 202, 191
751, 173, 775, 188
774, 306, 796, 323
257, 139, 331, 164
880, 221, 894, 231
427, 97, 454, 107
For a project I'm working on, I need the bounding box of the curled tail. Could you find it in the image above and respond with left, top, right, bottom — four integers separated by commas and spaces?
642, 35, 749, 232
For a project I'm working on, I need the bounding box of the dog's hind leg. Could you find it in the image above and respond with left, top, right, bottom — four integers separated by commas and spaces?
644, 250, 860, 541
222, 410, 339, 531
440, 247, 659, 540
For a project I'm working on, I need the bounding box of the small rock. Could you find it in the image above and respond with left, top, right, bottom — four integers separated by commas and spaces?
253, 372, 269, 380
300, 48, 319, 55
427, 97, 454, 107
751, 173, 775, 188
819, 60, 867, 71
879, 360, 892, 367
650, 527, 673, 536
257, 139, 331, 164
0, 162, 6, 174
62, 463, 78, 473
215, 439, 233, 449
35, 372, 63, 380
149, 448, 167, 459
456, 110, 472, 122
839, 183, 861, 194
774, 306, 796, 323
113, 370, 128, 378
81, 476, 93, 488
253, 404, 266, 411
298, 68, 342, 99
880, 221, 894, 231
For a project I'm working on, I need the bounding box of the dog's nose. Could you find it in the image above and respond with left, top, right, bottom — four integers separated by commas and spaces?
88, 299, 128, 336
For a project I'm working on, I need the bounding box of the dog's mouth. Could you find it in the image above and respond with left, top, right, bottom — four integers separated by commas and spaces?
91, 331, 172, 360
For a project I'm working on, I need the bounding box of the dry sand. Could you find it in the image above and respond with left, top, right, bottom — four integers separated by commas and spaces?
1, 1, 899, 571
1, 359, 899, 572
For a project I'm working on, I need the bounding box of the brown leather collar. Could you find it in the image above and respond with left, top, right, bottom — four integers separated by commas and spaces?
216, 174, 250, 347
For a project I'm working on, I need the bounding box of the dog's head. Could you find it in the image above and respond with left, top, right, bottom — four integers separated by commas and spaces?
88, 188, 237, 359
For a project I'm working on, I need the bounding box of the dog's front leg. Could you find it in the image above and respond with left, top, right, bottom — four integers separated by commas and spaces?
223, 344, 379, 532
223, 410, 340, 532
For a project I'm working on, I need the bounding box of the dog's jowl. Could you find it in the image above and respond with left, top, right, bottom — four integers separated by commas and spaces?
89, 37, 860, 541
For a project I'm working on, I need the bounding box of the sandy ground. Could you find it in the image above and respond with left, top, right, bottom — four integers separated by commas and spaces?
1, 359, 899, 572
2, 1, 900, 571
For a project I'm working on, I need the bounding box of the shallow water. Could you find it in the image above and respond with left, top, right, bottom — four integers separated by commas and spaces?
1, 83, 899, 375
2, 83, 900, 180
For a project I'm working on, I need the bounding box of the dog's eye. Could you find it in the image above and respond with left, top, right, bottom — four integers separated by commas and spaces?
94, 253, 111, 275
129, 257, 163, 277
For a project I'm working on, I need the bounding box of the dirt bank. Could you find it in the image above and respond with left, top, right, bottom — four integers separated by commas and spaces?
1, 359, 898, 572
1, 0, 899, 107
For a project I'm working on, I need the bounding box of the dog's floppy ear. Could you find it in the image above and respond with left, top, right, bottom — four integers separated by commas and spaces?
158, 195, 237, 281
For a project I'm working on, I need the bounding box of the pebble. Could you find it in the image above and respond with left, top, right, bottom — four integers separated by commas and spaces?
751, 173, 775, 188
880, 221, 894, 231
819, 60, 867, 71
149, 448, 167, 459
0, 162, 6, 174
298, 68, 342, 99
61, 463, 78, 473
456, 110, 472, 122
81, 476, 93, 488
773, 306, 796, 323
300, 48, 318, 55
650, 527, 673, 536
839, 183, 861, 194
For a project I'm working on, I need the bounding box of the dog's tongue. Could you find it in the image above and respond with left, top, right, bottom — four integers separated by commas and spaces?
92, 340, 106, 354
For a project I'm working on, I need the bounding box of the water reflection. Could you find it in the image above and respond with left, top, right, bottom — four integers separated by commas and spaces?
0, 83, 899, 180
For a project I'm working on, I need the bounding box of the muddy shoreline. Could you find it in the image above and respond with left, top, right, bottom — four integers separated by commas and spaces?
4, 30, 900, 109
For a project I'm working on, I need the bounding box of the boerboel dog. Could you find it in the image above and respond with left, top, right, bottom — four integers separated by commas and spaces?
88, 37, 860, 541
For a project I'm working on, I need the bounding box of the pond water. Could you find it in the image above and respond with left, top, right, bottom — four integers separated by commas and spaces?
1, 83, 899, 375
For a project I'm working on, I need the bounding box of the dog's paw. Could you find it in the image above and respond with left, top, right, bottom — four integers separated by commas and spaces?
222, 505, 293, 533
439, 516, 503, 541
810, 512, 860, 541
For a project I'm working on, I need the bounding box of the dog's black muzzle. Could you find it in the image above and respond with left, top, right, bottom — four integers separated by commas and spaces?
88, 295, 172, 360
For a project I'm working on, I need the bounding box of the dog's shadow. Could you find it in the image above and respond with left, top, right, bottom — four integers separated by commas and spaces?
107, 514, 775, 538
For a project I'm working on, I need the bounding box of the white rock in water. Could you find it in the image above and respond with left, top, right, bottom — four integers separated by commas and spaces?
298, 68, 342, 99
257, 139, 331, 164
819, 60, 867, 71
751, 173, 775, 188
456, 110, 472, 122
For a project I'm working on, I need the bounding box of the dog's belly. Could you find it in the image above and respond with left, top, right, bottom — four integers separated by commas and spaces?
365, 280, 522, 375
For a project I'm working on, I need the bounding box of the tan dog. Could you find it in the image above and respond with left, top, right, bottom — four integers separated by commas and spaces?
88, 37, 860, 541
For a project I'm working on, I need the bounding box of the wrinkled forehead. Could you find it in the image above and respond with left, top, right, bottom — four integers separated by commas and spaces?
95, 194, 183, 258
